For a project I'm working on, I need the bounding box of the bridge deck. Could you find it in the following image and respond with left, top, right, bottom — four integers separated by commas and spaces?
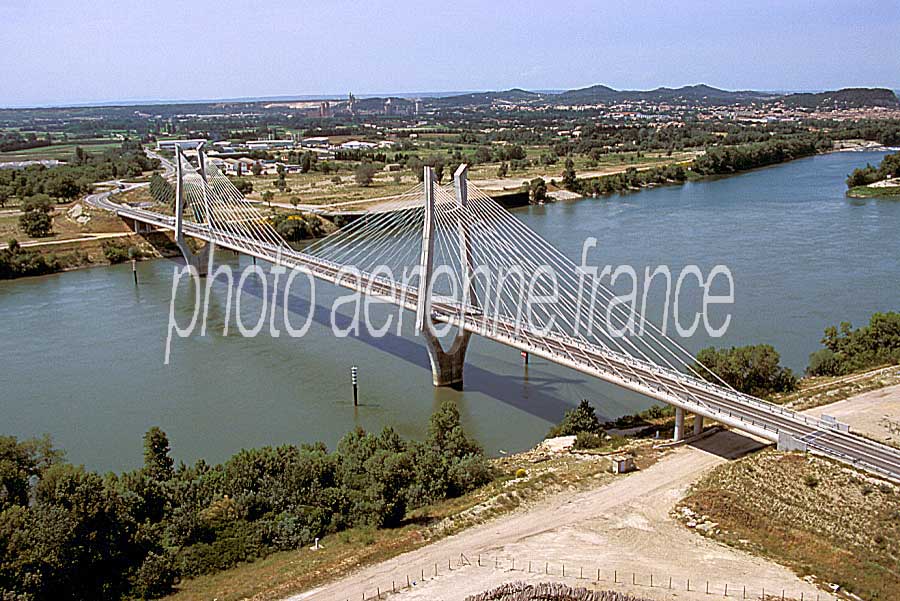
118, 205, 900, 482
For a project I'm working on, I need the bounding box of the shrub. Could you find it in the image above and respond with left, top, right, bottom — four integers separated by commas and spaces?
515, 468, 527, 479
102, 241, 139, 264
354, 162, 377, 186
804, 474, 820, 488
131, 551, 176, 599
573, 431, 604, 450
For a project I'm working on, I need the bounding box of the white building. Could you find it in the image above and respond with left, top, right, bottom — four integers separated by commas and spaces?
340, 140, 378, 150
156, 139, 207, 151
246, 140, 296, 150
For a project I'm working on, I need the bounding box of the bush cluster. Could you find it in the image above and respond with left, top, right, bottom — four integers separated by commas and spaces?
547, 399, 604, 438
0, 239, 61, 279
807, 312, 900, 376
695, 344, 798, 396
0, 401, 492, 600
846, 151, 900, 188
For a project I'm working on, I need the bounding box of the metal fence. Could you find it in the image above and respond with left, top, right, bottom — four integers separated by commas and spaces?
347, 552, 833, 601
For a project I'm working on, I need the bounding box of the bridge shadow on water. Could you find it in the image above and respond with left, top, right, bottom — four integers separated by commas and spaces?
194, 258, 595, 424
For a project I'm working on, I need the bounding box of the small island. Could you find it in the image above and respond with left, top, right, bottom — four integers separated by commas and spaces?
846, 151, 900, 197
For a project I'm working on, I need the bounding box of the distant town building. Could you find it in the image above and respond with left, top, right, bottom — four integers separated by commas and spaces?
0, 160, 62, 170
340, 140, 378, 150
246, 140, 296, 150
301, 136, 330, 147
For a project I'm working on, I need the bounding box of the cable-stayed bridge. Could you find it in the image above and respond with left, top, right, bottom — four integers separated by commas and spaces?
105, 146, 900, 482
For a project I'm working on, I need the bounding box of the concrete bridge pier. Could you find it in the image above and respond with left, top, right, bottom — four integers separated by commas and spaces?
175, 239, 212, 276
673, 407, 685, 441
693, 414, 704, 436
421, 326, 471, 389
415, 164, 477, 389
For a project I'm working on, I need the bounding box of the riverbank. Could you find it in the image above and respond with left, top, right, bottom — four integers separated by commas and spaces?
3, 143, 892, 282
164, 370, 900, 601
847, 182, 900, 197
678, 381, 900, 601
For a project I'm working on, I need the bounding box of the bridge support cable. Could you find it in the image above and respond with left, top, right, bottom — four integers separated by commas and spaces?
459, 182, 740, 409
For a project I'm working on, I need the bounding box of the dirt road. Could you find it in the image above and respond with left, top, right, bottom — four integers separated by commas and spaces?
291, 432, 821, 601
803, 381, 900, 447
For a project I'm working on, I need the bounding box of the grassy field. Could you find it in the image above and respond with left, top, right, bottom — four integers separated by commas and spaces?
0, 201, 130, 243
240, 149, 698, 207
678, 450, 900, 600
0, 140, 122, 162
165, 441, 661, 601
847, 184, 900, 198
771, 365, 900, 411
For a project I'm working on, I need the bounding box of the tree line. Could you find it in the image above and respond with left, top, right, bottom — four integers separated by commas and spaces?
695, 311, 900, 395
0, 141, 157, 208
691, 135, 829, 175
846, 151, 900, 188
0, 401, 492, 600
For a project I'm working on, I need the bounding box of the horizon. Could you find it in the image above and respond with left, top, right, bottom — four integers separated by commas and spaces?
2, 0, 899, 108
4, 82, 900, 111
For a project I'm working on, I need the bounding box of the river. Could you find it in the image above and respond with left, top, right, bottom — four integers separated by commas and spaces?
1, 150, 897, 472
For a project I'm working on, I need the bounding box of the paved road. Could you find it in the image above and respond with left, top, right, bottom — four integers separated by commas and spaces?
84, 180, 148, 212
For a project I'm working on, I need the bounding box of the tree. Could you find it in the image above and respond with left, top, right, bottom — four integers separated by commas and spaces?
547, 399, 603, 437
433, 160, 445, 183
528, 177, 547, 203
808, 312, 900, 375
44, 172, 83, 201
696, 344, 798, 396
251, 162, 263, 176
21, 193, 53, 213
19, 209, 53, 237
300, 152, 313, 173
0, 435, 61, 511
354, 162, 377, 187
408, 401, 491, 505
473, 146, 492, 164
143, 427, 174, 482
562, 158, 578, 190
231, 178, 253, 195
261, 190, 274, 206
497, 162, 509, 178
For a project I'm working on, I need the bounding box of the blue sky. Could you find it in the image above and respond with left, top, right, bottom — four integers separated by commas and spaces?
2, 0, 899, 107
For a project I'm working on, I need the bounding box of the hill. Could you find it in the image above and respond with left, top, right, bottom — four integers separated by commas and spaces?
781, 87, 900, 108
556, 83, 773, 105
